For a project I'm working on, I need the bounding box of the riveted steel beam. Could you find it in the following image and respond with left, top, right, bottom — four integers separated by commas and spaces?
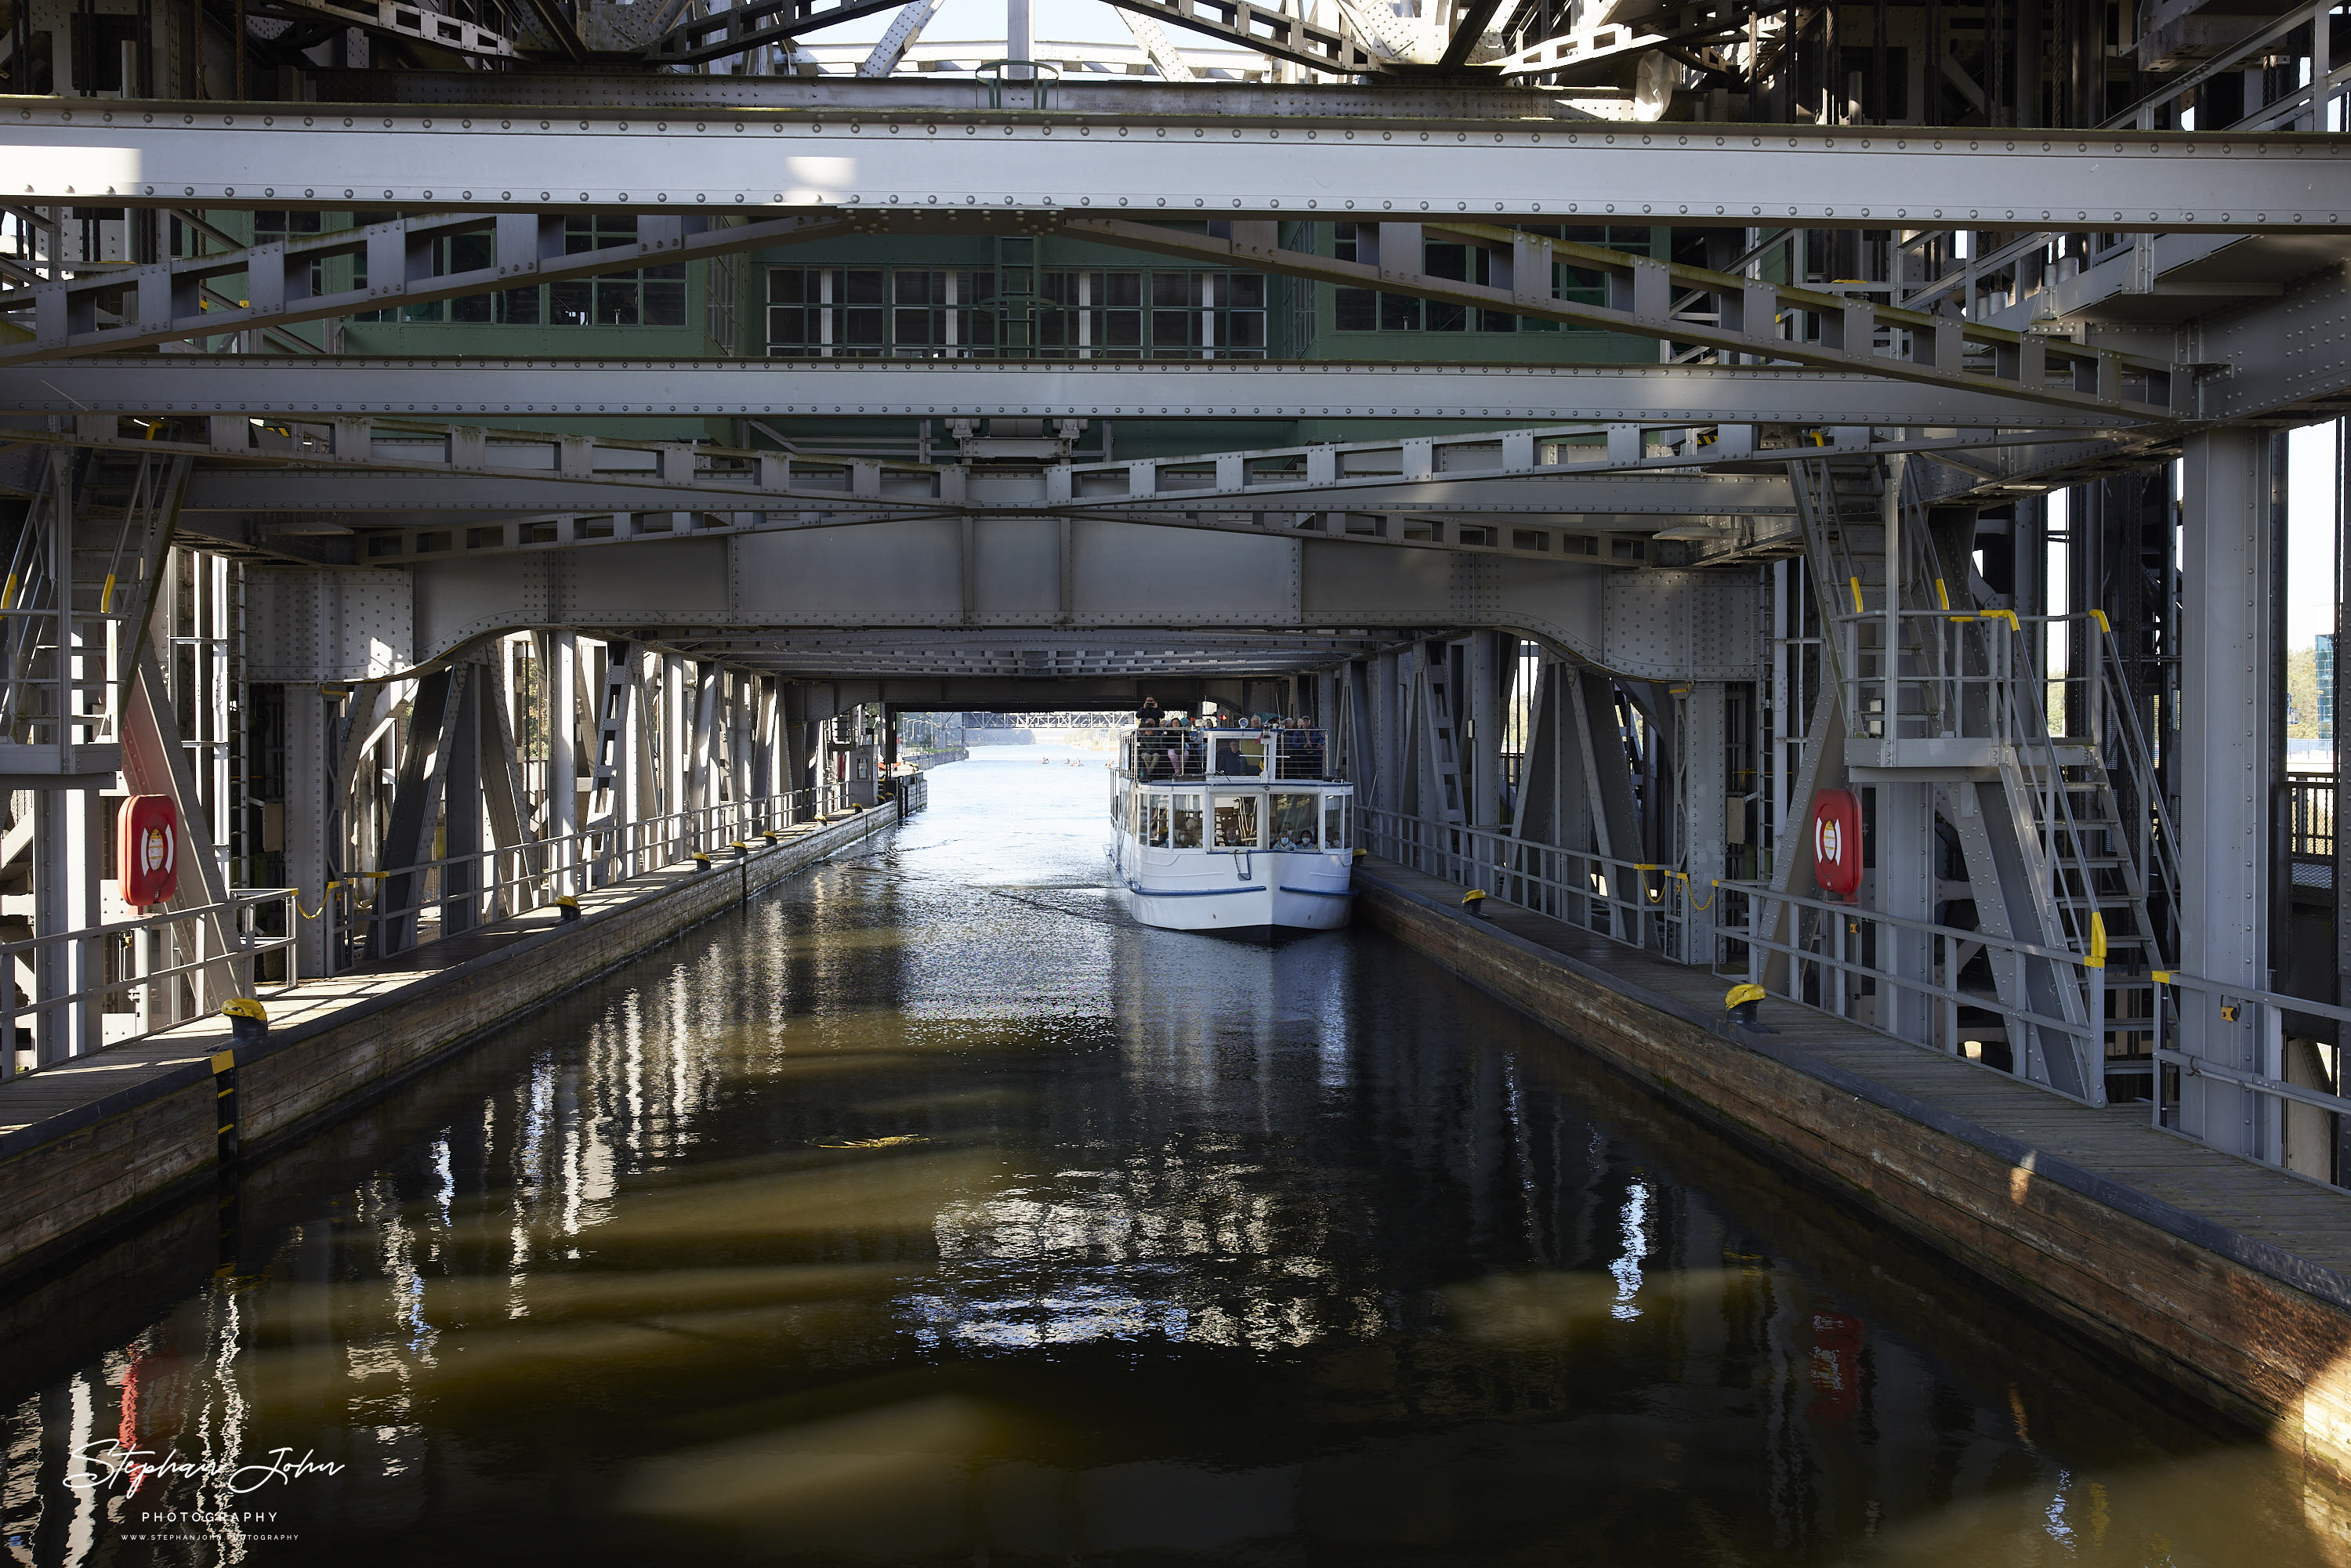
0, 357, 2139, 427
6, 103, 2345, 234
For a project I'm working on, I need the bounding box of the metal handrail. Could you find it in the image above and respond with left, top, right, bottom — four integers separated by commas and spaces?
329, 786, 842, 969
1362, 805, 1685, 958
0, 888, 299, 1081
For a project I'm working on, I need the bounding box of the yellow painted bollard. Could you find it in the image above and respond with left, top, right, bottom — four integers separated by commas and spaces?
1725, 982, 1772, 1032
221, 995, 269, 1047
555, 894, 581, 925
1462, 889, 1489, 919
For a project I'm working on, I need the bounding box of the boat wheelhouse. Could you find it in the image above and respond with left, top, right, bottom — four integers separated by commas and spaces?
1110, 724, 1354, 937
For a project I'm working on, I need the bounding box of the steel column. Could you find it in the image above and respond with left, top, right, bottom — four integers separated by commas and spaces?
2178, 427, 2279, 1159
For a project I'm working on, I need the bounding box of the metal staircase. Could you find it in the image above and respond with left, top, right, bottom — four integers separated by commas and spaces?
0, 449, 185, 782
1786, 454, 2173, 1103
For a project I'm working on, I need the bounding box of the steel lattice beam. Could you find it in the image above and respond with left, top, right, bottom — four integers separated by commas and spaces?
6, 104, 2345, 234
1064, 216, 2179, 419
0, 213, 849, 363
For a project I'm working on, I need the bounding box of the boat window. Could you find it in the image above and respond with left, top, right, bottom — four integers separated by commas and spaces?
1324, 795, 1349, 849
1147, 794, 1171, 847
1171, 793, 1204, 849
1212, 736, 1266, 777
1212, 791, 1261, 849
1269, 793, 1319, 850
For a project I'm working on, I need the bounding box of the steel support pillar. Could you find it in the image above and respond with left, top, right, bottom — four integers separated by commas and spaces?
32, 791, 91, 1065
1680, 683, 1730, 969
285, 685, 331, 979
549, 632, 578, 896
2179, 427, 2279, 1160
439, 662, 484, 937
1469, 632, 1503, 830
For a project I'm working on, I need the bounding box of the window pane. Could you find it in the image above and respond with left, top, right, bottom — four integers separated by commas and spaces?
1212, 793, 1261, 849
842, 269, 885, 305
768, 268, 805, 304
642, 281, 685, 326
1171, 795, 1203, 849
840, 306, 884, 346
1226, 273, 1266, 308
1223, 312, 1266, 349
1103, 272, 1142, 307
1324, 796, 1349, 849
498, 286, 541, 324
595, 277, 640, 324
550, 280, 591, 325
1379, 293, 1421, 331
1101, 310, 1142, 348
446, 232, 492, 273
1151, 310, 1192, 348
1270, 794, 1318, 849
1153, 272, 1193, 306
1148, 796, 1169, 847
448, 292, 492, 324
1426, 301, 1465, 332
1335, 288, 1375, 331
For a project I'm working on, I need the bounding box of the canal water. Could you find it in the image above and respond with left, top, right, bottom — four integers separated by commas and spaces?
3, 744, 2346, 1566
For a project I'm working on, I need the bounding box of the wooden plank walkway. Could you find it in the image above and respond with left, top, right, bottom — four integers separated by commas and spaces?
1358, 854, 2351, 1280
0, 815, 858, 1145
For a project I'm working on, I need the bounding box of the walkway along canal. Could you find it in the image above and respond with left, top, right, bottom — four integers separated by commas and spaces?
2, 747, 2347, 1564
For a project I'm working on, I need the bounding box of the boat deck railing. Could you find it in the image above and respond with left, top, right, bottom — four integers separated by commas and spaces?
1123, 726, 1335, 783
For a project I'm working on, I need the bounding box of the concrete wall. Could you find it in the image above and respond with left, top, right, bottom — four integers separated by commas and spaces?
1356, 871, 2351, 1497
0, 806, 900, 1284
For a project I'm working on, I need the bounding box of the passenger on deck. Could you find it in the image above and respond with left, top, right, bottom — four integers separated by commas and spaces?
1136, 696, 1163, 726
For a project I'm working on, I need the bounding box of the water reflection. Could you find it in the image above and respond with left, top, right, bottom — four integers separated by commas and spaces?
1, 744, 2344, 1566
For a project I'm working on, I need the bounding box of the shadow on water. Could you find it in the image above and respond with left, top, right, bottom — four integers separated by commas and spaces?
2, 744, 2347, 1566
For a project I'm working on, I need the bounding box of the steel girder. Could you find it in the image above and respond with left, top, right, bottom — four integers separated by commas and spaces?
0, 357, 2138, 427
247, 518, 1755, 683
179, 466, 1799, 520
7, 105, 2347, 234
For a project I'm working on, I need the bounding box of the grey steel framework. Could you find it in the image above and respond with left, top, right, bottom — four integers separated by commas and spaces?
2, 0, 2351, 1200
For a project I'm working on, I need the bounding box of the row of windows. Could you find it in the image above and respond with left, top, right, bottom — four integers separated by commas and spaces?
765, 266, 1267, 358
1114, 789, 1351, 852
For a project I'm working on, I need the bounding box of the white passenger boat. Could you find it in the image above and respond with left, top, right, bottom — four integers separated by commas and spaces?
1110, 723, 1354, 937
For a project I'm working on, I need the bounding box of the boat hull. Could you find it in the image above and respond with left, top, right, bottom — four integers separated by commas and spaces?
1122, 859, 1353, 935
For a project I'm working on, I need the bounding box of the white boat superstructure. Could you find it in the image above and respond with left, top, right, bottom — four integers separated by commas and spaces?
1110, 723, 1354, 937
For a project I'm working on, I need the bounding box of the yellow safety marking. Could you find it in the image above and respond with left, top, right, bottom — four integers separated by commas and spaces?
217, 1124, 236, 1136
1848, 576, 1865, 614
208, 1051, 235, 1074
100, 574, 116, 614
2, 574, 16, 610
2090, 608, 2111, 633
2153, 969, 2172, 984
1989, 609, 2021, 630
1934, 578, 1951, 611
2085, 912, 2107, 970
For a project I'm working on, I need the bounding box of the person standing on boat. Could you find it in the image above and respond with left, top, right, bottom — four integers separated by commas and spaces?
1136, 696, 1163, 726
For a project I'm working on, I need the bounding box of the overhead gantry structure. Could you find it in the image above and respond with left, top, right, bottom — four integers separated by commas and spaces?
2, 0, 2349, 1192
